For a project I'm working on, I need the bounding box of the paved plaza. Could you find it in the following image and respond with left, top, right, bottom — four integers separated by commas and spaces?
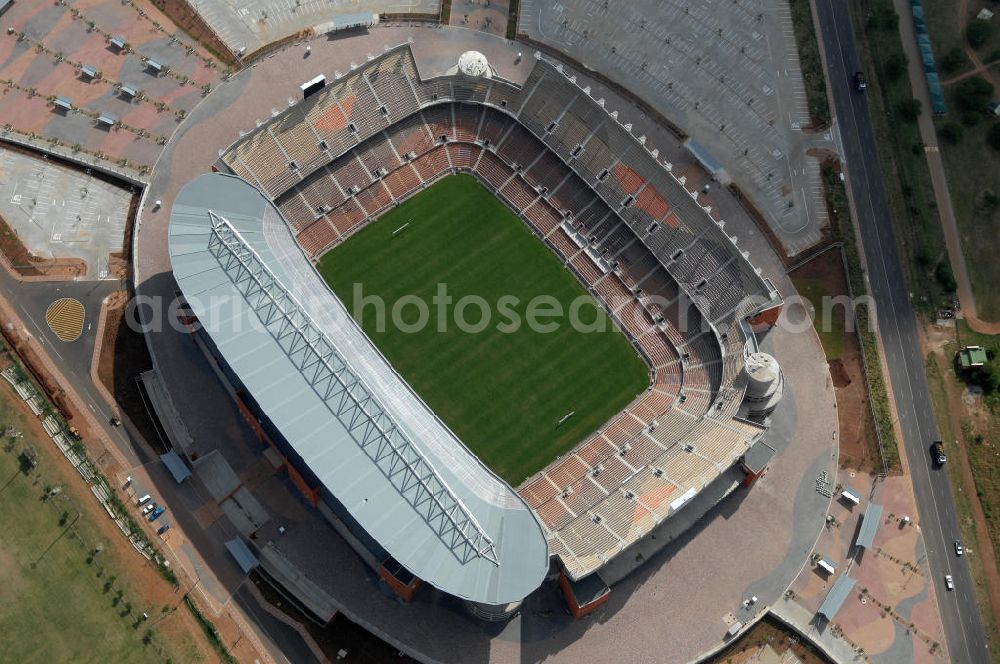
449, 0, 509, 36
0, 0, 224, 176
0, 146, 131, 278
187, 0, 440, 53
785, 471, 949, 663
519, 0, 839, 255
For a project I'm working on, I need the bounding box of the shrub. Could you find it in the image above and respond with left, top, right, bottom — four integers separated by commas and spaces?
989, 124, 1000, 152
935, 261, 956, 293
939, 122, 963, 144
979, 190, 1000, 211
940, 47, 967, 73
961, 109, 982, 126
896, 98, 922, 122
883, 51, 908, 81
955, 76, 994, 112
969, 362, 1000, 394
868, 4, 898, 31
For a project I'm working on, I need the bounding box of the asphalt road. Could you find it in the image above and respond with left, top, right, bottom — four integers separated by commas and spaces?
814, 0, 989, 660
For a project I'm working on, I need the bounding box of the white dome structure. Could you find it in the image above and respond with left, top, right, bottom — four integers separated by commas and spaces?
457, 50, 492, 78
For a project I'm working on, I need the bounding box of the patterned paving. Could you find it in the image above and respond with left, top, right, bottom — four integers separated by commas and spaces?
0, 0, 224, 177
45, 297, 85, 341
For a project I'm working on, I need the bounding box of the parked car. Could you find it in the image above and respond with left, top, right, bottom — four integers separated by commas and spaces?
136, 494, 151, 507
855, 71, 867, 92
955, 540, 964, 556
931, 440, 947, 466
156, 524, 170, 536
945, 574, 955, 591
141, 502, 156, 515
148, 506, 165, 522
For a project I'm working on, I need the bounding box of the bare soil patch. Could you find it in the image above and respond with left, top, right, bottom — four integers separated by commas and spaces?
0, 213, 87, 278
790, 249, 880, 474
829, 359, 852, 388
708, 616, 833, 664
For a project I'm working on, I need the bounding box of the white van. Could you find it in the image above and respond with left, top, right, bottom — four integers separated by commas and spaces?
136, 494, 152, 506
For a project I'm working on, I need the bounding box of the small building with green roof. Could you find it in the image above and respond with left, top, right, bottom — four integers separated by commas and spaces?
958, 346, 988, 369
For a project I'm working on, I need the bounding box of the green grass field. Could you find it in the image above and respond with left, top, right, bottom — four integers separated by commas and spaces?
318, 174, 649, 485
0, 392, 203, 663
790, 276, 845, 361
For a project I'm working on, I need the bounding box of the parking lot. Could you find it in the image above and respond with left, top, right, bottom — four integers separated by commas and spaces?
519, 0, 838, 255
0, 146, 131, 279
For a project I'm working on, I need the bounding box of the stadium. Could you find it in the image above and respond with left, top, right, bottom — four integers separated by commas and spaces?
167, 44, 786, 621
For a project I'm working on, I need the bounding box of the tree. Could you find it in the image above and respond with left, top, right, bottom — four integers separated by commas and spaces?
868, 4, 898, 31
961, 110, 982, 126
978, 190, 1000, 212
940, 47, 967, 74
939, 122, 963, 144
935, 261, 957, 293
971, 362, 1000, 394
967, 19, 994, 49
989, 124, 1000, 152
896, 98, 922, 122
883, 51, 908, 81
955, 76, 994, 112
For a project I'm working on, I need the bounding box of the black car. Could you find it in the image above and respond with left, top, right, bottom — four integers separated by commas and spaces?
854, 71, 867, 92
931, 440, 947, 466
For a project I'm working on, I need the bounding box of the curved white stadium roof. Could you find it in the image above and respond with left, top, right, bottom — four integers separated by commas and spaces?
168, 173, 548, 605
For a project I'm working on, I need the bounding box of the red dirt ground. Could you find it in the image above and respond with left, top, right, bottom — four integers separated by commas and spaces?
790, 250, 880, 474
708, 617, 833, 664
0, 213, 87, 278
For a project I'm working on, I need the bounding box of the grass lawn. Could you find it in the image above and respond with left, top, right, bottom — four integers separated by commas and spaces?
920, 0, 1000, 84
848, 0, 954, 315
0, 402, 167, 663
920, 0, 1000, 320
317, 174, 649, 485
788, 0, 831, 127
935, 104, 1000, 321
790, 276, 845, 360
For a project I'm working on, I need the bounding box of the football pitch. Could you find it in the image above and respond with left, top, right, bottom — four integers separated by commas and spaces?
317, 174, 649, 486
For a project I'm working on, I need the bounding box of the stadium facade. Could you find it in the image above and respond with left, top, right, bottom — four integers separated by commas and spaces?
168, 45, 785, 620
